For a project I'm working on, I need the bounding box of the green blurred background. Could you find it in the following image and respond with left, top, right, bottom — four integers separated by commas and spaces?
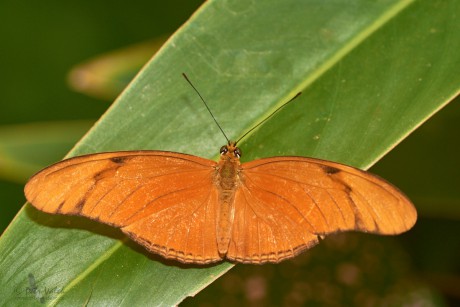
0, 0, 202, 232
1, 1, 459, 306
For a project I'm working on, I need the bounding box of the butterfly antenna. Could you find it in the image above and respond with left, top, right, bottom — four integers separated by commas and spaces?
235, 91, 301, 144
182, 73, 230, 143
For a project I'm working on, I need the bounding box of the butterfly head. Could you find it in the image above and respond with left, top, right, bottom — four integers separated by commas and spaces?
220, 141, 242, 159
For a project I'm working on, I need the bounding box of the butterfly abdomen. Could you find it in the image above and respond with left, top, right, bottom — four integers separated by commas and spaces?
215, 157, 240, 256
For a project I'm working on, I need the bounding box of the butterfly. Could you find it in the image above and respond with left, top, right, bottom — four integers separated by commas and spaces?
24, 75, 417, 264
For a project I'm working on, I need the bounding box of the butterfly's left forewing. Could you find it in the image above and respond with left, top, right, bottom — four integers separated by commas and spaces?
226, 156, 417, 263
25, 151, 222, 264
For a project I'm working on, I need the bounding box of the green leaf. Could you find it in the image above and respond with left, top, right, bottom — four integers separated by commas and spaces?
1, 0, 459, 306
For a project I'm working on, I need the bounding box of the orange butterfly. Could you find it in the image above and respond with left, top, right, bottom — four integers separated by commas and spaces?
24, 75, 417, 264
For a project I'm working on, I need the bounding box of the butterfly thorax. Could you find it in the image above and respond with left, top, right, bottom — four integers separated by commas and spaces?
216, 142, 241, 188
215, 142, 241, 256
218, 158, 239, 188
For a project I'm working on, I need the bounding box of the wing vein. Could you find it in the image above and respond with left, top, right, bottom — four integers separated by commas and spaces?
301, 187, 330, 232
241, 176, 309, 253
351, 189, 381, 232
244, 175, 318, 235
325, 189, 347, 228
123, 178, 211, 222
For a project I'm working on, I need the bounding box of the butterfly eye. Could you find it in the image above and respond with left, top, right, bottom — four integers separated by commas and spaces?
220, 146, 228, 155
234, 147, 242, 158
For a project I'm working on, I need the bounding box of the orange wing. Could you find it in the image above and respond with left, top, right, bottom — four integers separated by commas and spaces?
25, 151, 222, 264
226, 157, 417, 264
